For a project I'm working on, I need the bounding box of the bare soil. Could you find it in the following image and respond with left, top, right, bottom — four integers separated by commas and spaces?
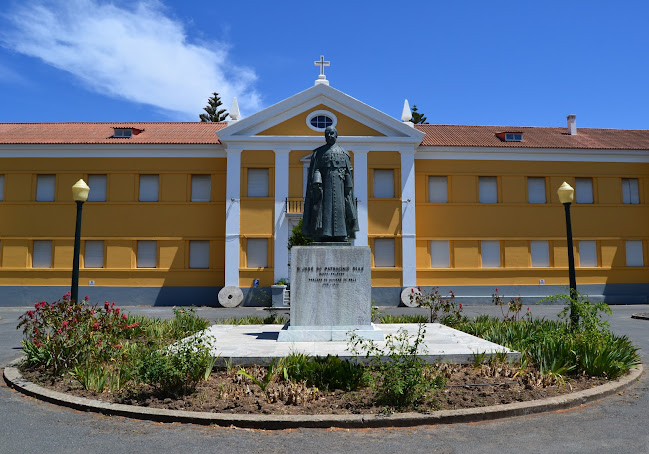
19, 362, 607, 415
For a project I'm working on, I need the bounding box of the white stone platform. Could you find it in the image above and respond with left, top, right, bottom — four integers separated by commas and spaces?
200, 323, 519, 366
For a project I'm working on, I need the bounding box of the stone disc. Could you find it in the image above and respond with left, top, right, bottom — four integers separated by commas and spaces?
218, 286, 244, 308
400, 287, 421, 307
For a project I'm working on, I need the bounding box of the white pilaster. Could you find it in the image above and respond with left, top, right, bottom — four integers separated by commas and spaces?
225, 147, 242, 287
351, 147, 369, 247
400, 150, 417, 287
274, 149, 290, 282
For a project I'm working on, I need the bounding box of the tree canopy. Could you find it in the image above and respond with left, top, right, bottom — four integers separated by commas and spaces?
411, 105, 428, 124
199, 92, 228, 122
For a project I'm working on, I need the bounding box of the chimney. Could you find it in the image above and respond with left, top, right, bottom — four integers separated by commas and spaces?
567, 114, 577, 135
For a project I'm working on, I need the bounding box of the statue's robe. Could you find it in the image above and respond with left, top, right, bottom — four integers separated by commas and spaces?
302, 143, 359, 241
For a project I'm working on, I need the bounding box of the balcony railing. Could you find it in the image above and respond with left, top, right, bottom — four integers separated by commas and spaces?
286, 198, 305, 215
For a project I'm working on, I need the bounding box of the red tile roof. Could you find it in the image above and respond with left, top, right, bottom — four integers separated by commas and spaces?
0, 122, 226, 144
1, 122, 648, 150
415, 124, 649, 150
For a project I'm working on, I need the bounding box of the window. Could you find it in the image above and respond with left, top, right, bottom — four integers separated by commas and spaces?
374, 238, 395, 267
373, 169, 394, 198
505, 133, 523, 142
113, 128, 132, 138
579, 240, 597, 267
87, 175, 107, 202
527, 177, 546, 204
481, 240, 500, 268
84, 241, 104, 268
575, 178, 593, 204
626, 240, 644, 267
247, 168, 269, 197
139, 175, 159, 202
36, 175, 56, 201
137, 241, 157, 268
428, 176, 448, 203
191, 175, 211, 202
247, 238, 268, 268
622, 178, 640, 204
32, 240, 52, 268
189, 241, 210, 269
430, 240, 450, 268
530, 241, 550, 267
306, 110, 337, 131
479, 177, 498, 203
0, 174, 4, 201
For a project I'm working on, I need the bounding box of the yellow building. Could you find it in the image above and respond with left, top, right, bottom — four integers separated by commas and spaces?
0, 78, 647, 306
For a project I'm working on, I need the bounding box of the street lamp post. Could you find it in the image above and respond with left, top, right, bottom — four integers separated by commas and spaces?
71, 179, 90, 303
557, 181, 578, 327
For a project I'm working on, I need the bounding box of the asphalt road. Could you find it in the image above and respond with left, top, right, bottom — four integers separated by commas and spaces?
1, 304, 647, 454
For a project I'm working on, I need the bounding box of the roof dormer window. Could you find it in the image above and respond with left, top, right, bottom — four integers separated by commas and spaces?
495, 131, 523, 142
112, 127, 143, 138
113, 128, 132, 138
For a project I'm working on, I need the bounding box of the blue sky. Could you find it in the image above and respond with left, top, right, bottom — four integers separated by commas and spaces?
1, 0, 648, 129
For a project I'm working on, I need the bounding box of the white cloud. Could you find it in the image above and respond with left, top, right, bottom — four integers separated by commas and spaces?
2, 0, 260, 119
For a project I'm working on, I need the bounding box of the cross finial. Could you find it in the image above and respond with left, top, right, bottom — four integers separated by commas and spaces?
314, 55, 330, 86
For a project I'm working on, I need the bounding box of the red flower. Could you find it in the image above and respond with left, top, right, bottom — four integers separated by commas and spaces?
115, 308, 120, 315
62, 321, 69, 328
495, 288, 498, 292
411, 288, 414, 293
57, 328, 63, 334
417, 286, 421, 291
104, 301, 110, 310
33, 328, 39, 335
527, 307, 530, 311
114, 344, 122, 349
122, 314, 127, 320
84, 295, 89, 301
93, 322, 99, 330
459, 303, 463, 309
27, 310, 34, 318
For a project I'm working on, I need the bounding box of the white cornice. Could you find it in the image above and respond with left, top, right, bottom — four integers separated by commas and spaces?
217, 84, 425, 143
415, 146, 649, 163
221, 136, 420, 152
0, 144, 226, 158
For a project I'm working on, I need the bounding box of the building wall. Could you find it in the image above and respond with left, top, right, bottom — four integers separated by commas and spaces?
414, 159, 649, 288
0, 157, 227, 298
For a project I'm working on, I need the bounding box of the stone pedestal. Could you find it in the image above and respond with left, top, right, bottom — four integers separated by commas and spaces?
277, 245, 383, 342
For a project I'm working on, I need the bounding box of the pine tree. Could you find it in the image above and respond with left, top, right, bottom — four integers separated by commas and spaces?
411, 105, 428, 124
199, 92, 228, 122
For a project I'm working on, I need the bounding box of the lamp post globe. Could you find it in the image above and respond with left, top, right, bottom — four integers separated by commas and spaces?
557, 181, 578, 327
71, 179, 90, 304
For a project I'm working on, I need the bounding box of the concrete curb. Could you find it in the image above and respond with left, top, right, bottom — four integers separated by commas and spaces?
631, 313, 649, 320
2, 358, 643, 429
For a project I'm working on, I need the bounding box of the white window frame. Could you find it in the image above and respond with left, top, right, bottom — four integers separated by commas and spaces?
428, 176, 448, 203
84, 240, 104, 268
625, 240, 644, 267
246, 238, 268, 268
306, 110, 338, 132
137, 241, 157, 268
191, 175, 211, 202
527, 177, 546, 204
373, 169, 395, 198
36, 175, 56, 202
374, 238, 396, 267
622, 178, 640, 204
87, 174, 107, 202
430, 240, 450, 268
479, 177, 498, 203
575, 178, 594, 204
32, 240, 52, 268
579, 240, 598, 267
530, 241, 550, 267
139, 175, 159, 202
113, 128, 132, 138
481, 240, 500, 268
247, 168, 269, 197
189, 241, 210, 269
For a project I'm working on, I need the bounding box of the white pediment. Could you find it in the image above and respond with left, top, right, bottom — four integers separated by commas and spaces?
217, 84, 425, 150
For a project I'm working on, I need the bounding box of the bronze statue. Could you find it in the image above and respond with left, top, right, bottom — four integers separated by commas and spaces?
302, 126, 359, 242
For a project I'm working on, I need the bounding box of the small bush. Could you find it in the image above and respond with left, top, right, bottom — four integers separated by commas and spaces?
349, 324, 446, 408
408, 287, 466, 326
281, 354, 365, 391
